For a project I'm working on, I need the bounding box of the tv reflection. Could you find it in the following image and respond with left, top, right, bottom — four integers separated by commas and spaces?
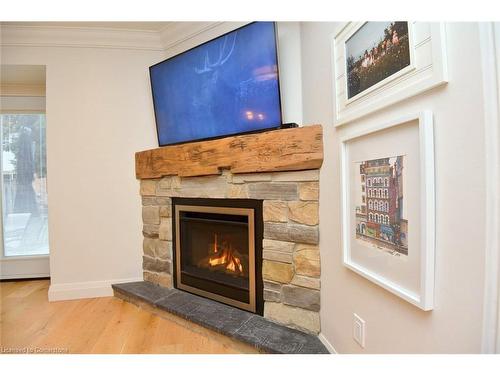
192, 32, 279, 135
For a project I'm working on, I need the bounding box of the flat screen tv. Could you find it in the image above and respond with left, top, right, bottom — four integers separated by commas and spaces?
149, 22, 282, 146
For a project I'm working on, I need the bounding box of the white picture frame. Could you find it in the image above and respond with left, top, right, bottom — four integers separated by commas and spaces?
340, 111, 435, 310
332, 22, 448, 126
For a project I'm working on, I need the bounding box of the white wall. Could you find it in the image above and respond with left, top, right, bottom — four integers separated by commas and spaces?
1, 42, 163, 299
276, 22, 303, 124
300, 22, 487, 353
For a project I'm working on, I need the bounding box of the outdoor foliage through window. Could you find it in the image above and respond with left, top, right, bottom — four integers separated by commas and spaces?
1, 114, 48, 256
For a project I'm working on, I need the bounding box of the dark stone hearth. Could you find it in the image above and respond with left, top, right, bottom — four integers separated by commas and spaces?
112, 281, 329, 354
234, 315, 323, 354
117, 280, 176, 302
156, 291, 255, 336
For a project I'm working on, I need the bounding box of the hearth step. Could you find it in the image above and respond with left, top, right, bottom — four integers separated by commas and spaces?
112, 281, 329, 354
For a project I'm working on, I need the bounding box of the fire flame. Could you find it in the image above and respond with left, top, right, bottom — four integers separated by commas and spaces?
208, 234, 243, 274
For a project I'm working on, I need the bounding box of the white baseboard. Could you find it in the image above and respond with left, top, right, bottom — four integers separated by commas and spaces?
318, 333, 337, 354
0, 255, 50, 280
48, 277, 143, 302
1, 272, 49, 279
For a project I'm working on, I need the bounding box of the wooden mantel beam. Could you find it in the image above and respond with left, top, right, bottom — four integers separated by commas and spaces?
135, 125, 324, 179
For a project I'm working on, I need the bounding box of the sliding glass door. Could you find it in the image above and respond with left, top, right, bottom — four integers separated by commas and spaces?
1, 114, 49, 258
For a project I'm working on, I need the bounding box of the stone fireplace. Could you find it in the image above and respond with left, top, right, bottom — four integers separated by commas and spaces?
137, 125, 323, 334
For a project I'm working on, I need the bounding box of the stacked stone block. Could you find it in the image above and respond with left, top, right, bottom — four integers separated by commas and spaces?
141, 195, 173, 288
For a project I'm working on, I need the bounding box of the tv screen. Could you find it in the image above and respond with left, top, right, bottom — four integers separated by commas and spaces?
149, 22, 282, 146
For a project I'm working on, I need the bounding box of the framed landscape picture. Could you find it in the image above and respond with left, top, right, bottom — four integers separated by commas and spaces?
332, 22, 448, 126
340, 111, 435, 310
346, 22, 412, 100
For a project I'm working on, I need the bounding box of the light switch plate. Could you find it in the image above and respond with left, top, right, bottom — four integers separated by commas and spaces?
353, 313, 365, 348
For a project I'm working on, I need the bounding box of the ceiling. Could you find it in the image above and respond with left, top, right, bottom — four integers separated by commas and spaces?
1, 21, 172, 32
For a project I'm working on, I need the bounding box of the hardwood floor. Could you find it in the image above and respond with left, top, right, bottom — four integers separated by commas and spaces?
0, 280, 248, 354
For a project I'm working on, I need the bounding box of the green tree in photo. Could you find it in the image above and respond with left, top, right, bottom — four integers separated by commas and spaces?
1, 114, 46, 216
347, 22, 411, 98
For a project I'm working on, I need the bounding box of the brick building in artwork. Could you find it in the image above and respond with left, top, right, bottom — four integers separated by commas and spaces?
356, 156, 408, 255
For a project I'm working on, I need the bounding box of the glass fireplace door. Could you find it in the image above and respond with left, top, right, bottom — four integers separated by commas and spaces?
174, 205, 256, 312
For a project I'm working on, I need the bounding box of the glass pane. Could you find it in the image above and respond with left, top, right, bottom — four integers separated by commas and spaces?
179, 211, 250, 303
1, 114, 49, 256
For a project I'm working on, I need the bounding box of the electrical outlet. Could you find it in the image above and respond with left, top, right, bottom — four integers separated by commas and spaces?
353, 313, 365, 348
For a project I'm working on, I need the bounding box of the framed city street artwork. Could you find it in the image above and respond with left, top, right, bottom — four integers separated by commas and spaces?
355, 155, 408, 256
340, 112, 435, 310
332, 22, 448, 126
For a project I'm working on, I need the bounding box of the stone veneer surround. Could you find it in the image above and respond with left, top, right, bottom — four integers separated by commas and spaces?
139, 169, 321, 334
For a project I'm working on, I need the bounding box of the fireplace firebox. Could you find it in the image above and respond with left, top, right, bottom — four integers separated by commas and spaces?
172, 198, 263, 314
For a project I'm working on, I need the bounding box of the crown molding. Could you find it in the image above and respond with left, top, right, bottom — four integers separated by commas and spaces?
0, 22, 252, 54
159, 22, 223, 50
0, 25, 164, 51
159, 21, 249, 54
